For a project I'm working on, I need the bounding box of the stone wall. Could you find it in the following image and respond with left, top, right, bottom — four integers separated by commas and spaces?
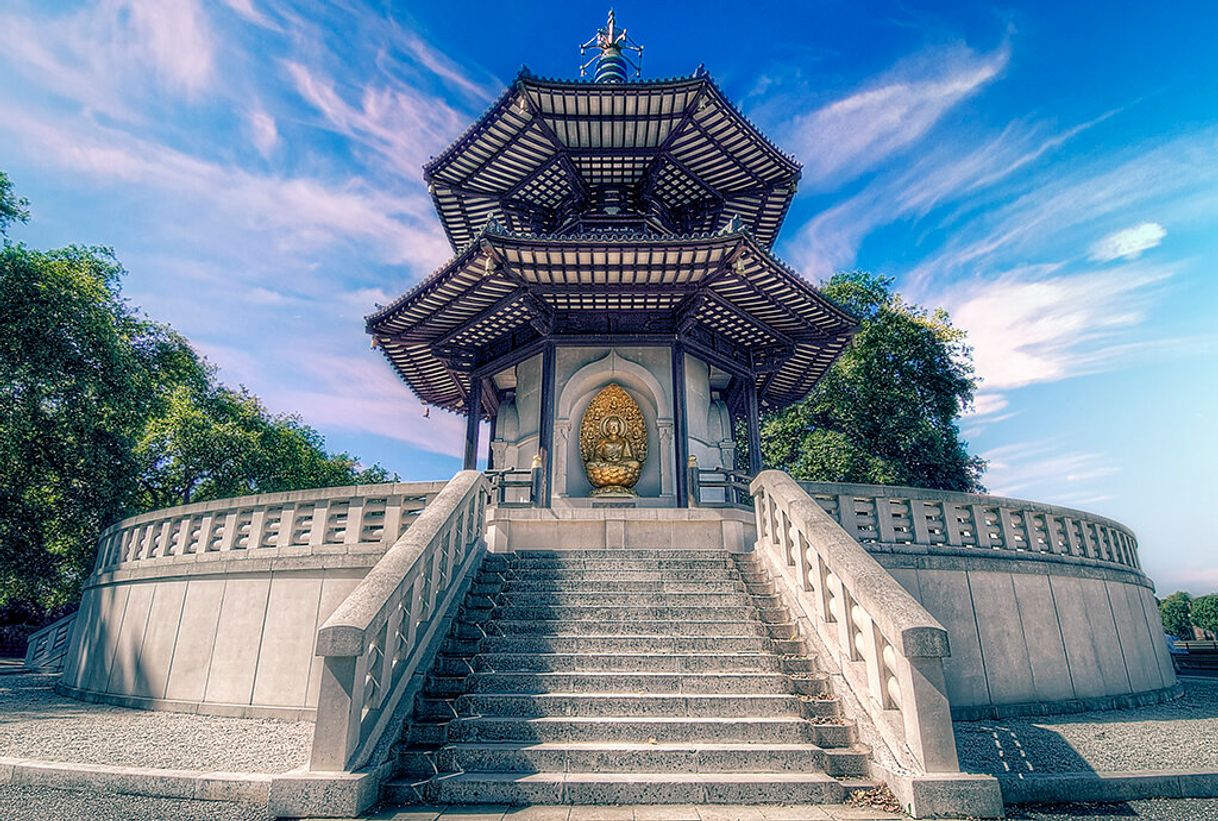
58, 482, 445, 719
799, 481, 1178, 717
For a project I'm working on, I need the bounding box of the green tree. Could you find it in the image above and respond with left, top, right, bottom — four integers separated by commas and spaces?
1192, 594, 1218, 637
0, 177, 392, 611
1158, 591, 1193, 639
759, 271, 985, 492
0, 171, 30, 236
136, 384, 393, 509
0, 244, 191, 607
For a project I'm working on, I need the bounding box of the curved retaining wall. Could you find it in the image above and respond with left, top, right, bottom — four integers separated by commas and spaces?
799, 482, 1178, 718
59, 481, 446, 719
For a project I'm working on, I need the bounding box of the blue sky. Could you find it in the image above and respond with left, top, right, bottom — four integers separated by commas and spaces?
1, 1, 1214, 593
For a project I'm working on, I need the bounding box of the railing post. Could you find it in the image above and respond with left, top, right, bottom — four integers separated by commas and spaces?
311, 653, 363, 771
687, 456, 700, 506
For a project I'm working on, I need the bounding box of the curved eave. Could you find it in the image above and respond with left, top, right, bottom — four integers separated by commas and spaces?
368, 228, 857, 416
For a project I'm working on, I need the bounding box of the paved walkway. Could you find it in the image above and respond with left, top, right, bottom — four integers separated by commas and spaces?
343, 805, 903, 820
954, 676, 1218, 776
0, 673, 311, 773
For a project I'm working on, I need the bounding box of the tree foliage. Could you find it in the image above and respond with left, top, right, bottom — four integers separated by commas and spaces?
0, 178, 391, 611
1158, 591, 1194, 639
759, 271, 985, 492
1192, 594, 1218, 637
0, 171, 29, 237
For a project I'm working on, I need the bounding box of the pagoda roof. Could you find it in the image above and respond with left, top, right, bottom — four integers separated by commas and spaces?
367, 224, 856, 417
424, 71, 802, 252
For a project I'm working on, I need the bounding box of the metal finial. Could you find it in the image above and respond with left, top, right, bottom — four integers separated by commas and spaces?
579, 9, 643, 83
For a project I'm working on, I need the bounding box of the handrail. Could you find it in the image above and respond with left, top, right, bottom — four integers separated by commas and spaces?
310, 470, 490, 771
485, 466, 541, 508
751, 470, 959, 774
24, 612, 77, 672
90, 481, 447, 574
798, 480, 1141, 570
690, 464, 753, 508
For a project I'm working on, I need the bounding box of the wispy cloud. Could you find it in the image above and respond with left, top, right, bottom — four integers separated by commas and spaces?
285, 59, 469, 177
247, 104, 280, 157
908, 130, 1218, 286
1090, 221, 1167, 262
939, 262, 1174, 391
0, 0, 217, 113
2, 109, 448, 270
781, 42, 1010, 189
981, 439, 1118, 502
788, 116, 1099, 277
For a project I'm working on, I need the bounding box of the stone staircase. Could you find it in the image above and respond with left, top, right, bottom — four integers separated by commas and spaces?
383, 547, 877, 805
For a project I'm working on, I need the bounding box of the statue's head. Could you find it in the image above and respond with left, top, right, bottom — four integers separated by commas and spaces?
602, 415, 624, 437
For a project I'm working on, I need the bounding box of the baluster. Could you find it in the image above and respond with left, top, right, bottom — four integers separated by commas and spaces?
277, 506, 297, 549
248, 509, 266, 551
836, 495, 859, 539
995, 507, 1018, 551
341, 499, 363, 546
382, 496, 403, 547
944, 502, 964, 546
876, 497, 897, 543
910, 499, 931, 544
218, 512, 239, 551
970, 505, 992, 548
852, 604, 883, 703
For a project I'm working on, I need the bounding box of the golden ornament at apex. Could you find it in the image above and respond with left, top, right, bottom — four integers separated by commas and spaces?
580, 383, 647, 496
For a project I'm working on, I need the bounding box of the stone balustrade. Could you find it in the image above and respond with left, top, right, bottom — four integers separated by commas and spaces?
311, 471, 491, 772
91, 482, 448, 574
798, 481, 1140, 570
751, 470, 960, 775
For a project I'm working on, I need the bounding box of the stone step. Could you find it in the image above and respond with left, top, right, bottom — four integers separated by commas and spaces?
443, 671, 829, 696
459, 652, 786, 674
487, 619, 770, 637
491, 591, 754, 607
497, 580, 747, 594
494, 569, 741, 582
445, 716, 852, 746
386, 770, 863, 805
500, 558, 738, 571
507, 549, 732, 560
426, 740, 867, 774
490, 605, 757, 621
471, 635, 773, 654
442, 693, 841, 720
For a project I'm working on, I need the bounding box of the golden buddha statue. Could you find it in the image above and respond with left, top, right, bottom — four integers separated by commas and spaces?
580, 383, 647, 496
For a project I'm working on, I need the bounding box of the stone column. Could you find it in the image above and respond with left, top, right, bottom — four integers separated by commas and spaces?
657, 421, 674, 497
554, 420, 572, 498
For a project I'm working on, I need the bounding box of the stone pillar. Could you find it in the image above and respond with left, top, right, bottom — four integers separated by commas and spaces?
671, 344, 690, 507
657, 421, 674, 497
554, 420, 572, 498
463, 375, 482, 470
538, 343, 556, 507
745, 379, 762, 476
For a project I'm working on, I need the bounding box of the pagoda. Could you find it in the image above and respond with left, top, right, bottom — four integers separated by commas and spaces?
368, 12, 857, 507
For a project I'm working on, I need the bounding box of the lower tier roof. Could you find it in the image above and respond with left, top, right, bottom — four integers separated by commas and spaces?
366, 226, 857, 416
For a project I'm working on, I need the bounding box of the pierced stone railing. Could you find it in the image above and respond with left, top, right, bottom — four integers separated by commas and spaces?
751, 470, 960, 774
798, 481, 1141, 570
91, 481, 448, 574
310, 470, 490, 772
24, 612, 76, 672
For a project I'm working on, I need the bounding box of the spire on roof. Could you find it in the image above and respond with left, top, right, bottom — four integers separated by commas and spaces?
579, 9, 643, 83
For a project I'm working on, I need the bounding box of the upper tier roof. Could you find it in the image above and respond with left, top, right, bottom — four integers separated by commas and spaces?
425, 70, 802, 252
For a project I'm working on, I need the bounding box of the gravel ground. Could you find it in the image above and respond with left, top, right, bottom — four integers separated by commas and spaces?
1008, 798, 1218, 820
0, 673, 311, 773
954, 677, 1218, 775
0, 784, 270, 820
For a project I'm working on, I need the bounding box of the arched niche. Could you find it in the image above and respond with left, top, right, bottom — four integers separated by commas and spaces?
555, 349, 674, 501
